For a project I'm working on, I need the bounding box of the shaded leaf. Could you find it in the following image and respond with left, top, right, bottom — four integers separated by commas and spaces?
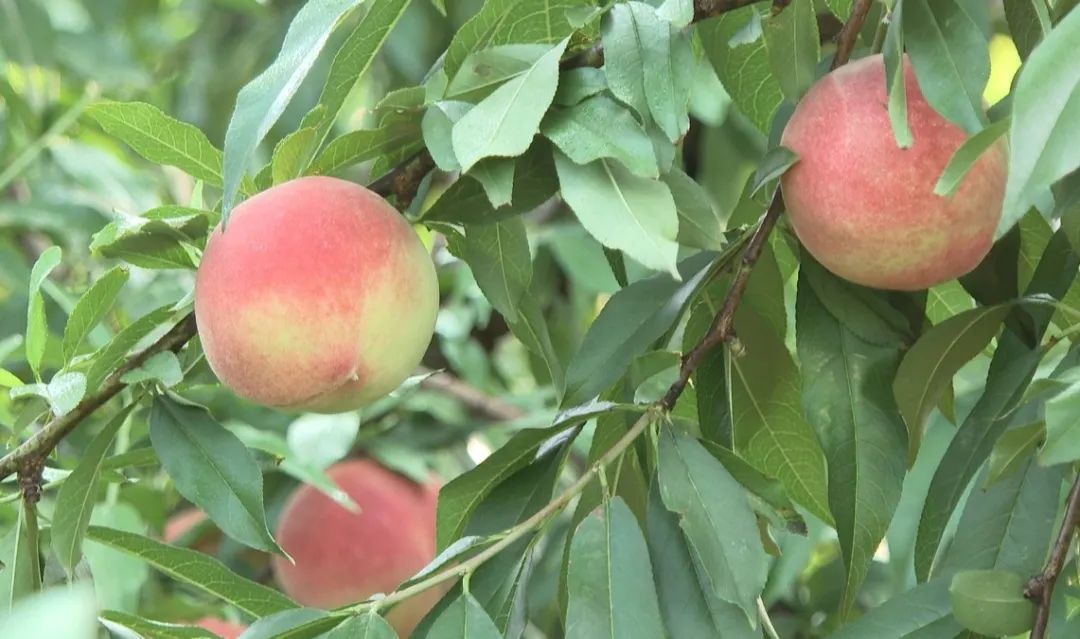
542, 95, 658, 178
62, 266, 128, 362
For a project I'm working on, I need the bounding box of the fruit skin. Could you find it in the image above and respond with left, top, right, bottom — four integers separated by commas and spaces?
193, 617, 247, 639
779, 54, 1007, 291
272, 459, 443, 637
163, 508, 217, 551
195, 176, 439, 413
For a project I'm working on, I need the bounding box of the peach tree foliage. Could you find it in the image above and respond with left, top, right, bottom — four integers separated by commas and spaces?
0, 0, 1079, 638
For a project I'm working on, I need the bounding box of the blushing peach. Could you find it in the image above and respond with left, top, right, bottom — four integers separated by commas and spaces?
780, 54, 1006, 291
272, 459, 443, 636
193, 617, 247, 639
195, 176, 439, 413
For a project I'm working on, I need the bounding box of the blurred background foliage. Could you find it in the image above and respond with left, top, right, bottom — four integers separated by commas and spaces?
0, 0, 1045, 636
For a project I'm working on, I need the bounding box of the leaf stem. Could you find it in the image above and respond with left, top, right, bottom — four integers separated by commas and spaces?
758, 597, 781, 639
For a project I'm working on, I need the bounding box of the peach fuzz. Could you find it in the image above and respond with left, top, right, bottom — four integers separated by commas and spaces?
272, 459, 443, 637
195, 176, 439, 413
780, 54, 1006, 291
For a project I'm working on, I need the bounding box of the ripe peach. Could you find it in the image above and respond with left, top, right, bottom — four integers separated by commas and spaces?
272, 459, 443, 636
780, 54, 1006, 291
195, 176, 439, 413
164, 508, 217, 552
193, 617, 246, 639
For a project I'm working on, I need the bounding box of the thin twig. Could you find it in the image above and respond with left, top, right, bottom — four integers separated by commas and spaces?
0, 313, 197, 481
831, 0, 873, 70
418, 368, 525, 421
1025, 472, 1080, 638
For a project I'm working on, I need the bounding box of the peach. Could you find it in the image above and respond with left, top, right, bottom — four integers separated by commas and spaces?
272, 459, 443, 636
195, 176, 439, 413
164, 508, 217, 551
780, 54, 1006, 291
193, 617, 246, 639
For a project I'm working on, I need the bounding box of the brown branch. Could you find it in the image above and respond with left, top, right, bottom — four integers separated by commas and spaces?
418, 368, 525, 421
831, 0, 873, 70
367, 150, 435, 206
0, 313, 198, 482
1025, 472, 1080, 638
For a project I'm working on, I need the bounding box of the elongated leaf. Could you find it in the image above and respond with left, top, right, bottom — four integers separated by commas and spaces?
554, 152, 680, 276
425, 592, 502, 639
662, 168, 725, 251
657, 429, 767, 618
26, 245, 61, 379
698, 6, 782, 134
86, 102, 227, 187
987, 421, 1044, 485
831, 580, 961, 639
1041, 382, 1080, 465
915, 230, 1079, 579
938, 460, 1064, 578
45, 371, 86, 417
451, 39, 566, 171
1003, 0, 1052, 59
461, 217, 531, 322
0, 501, 41, 609
100, 611, 221, 639
562, 252, 713, 407
85, 526, 295, 617
763, 0, 820, 101
221, 0, 364, 219
796, 270, 907, 617
564, 498, 666, 639
507, 293, 565, 394
999, 7, 1080, 237
50, 407, 133, 576
149, 396, 281, 554
645, 484, 758, 639
237, 609, 329, 639
0, 587, 97, 639
542, 95, 658, 178
326, 612, 398, 639
904, 0, 989, 133
934, 117, 1010, 196
883, 0, 913, 147
468, 157, 516, 208
62, 266, 128, 362
85, 306, 175, 392
894, 304, 1010, 463
446, 44, 549, 102
307, 120, 421, 176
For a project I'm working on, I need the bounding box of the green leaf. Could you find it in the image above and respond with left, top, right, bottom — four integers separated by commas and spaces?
0, 369, 22, 388
938, 460, 1064, 578
425, 592, 502, 639
44, 371, 86, 417
750, 146, 799, 197
662, 168, 725, 251
89, 208, 210, 270
999, 7, 1080, 237
927, 280, 976, 324
468, 157, 516, 208
446, 44, 550, 102
763, 0, 820, 101
451, 38, 567, 171
85, 526, 296, 617
1003, 0, 1052, 59
443, 0, 584, 80
422, 140, 559, 224
26, 245, 61, 380
119, 351, 183, 388
99, 611, 222, 638
894, 304, 1010, 463
326, 612, 399, 639
62, 266, 128, 362
562, 253, 714, 406
0, 587, 97, 639
507, 294, 565, 393
699, 5, 782, 134
554, 151, 680, 276
237, 609, 330, 639
796, 270, 908, 617
221, 0, 365, 219
307, 120, 422, 176
645, 483, 758, 639
602, 2, 692, 142
987, 421, 1045, 485
149, 396, 282, 554
270, 126, 319, 184
825, 0, 853, 19
657, 429, 767, 619
542, 95, 659, 178
564, 498, 667, 639
949, 570, 1036, 636
0, 501, 41, 609
831, 580, 960, 639
1041, 381, 1080, 465
300, 0, 412, 145
461, 217, 532, 322
915, 230, 1079, 579
555, 67, 608, 106
50, 408, 131, 576
423, 101, 472, 171
883, 0, 914, 148
903, 0, 990, 133
86, 102, 227, 187
85, 306, 175, 392
934, 117, 1010, 196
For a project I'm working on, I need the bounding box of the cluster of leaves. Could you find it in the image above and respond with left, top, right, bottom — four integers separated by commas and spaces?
2, 0, 1080, 638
